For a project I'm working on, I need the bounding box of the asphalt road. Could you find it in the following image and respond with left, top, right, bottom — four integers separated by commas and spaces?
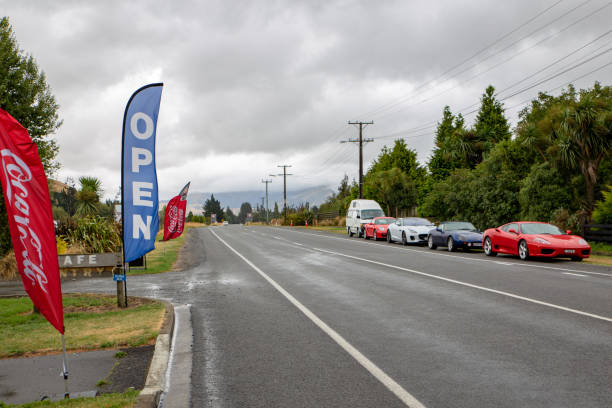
63, 225, 612, 407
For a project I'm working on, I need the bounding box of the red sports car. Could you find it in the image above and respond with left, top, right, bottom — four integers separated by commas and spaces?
482, 221, 591, 261
364, 217, 396, 241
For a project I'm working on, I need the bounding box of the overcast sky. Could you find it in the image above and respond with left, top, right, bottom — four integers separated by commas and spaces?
2, 0, 611, 200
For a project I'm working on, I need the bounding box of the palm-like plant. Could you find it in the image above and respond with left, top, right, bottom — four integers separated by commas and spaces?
555, 93, 612, 217
76, 176, 102, 216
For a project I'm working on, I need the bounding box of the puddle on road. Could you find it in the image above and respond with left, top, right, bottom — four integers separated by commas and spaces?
184, 278, 242, 291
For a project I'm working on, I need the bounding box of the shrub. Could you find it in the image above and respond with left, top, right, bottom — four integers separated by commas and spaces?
0, 250, 16, 280
519, 162, 575, 221
592, 186, 612, 224
550, 208, 583, 235
66, 216, 121, 253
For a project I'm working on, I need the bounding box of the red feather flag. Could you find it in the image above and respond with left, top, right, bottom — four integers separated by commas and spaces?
0, 108, 64, 333
163, 182, 190, 241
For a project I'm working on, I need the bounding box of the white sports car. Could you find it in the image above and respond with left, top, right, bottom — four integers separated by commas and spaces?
387, 217, 435, 245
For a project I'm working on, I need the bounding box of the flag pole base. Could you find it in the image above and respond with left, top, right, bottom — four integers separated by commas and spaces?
61, 334, 69, 398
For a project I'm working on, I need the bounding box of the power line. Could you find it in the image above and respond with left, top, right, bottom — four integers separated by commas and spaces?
373, 1, 611, 122
356, 0, 593, 120
371, 41, 612, 142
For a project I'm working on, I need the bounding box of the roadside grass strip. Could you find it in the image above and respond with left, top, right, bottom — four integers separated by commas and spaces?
0, 294, 165, 358
312, 247, 612, 323
210, 229, 427, 408
0, 389, 139, 408
130, 227, 193, 275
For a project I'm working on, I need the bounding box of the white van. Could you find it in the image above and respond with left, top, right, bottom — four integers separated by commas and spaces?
345, 199, 385, 237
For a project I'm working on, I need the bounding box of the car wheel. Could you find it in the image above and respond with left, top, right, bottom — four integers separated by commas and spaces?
518, 240, 529, 260
447, 237, 456, 252
348, 228, 354, 237
387, 232, 392, 243
428, 235, 437, 249
364, 230, 370, 240
402, 232, 407, 246
571, 256, 583, 262
484, 237, 497, 257
373, 231, 378, 241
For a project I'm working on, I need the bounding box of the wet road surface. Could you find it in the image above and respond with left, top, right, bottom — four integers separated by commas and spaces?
63, 225, 612, 407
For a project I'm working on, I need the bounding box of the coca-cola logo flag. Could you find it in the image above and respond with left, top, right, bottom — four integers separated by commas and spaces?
0, 108, 64, 334
163, 182, 190, 241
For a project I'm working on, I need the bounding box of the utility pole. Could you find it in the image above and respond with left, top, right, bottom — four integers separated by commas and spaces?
261, 179, 272, 224
270, 165, 292, 225
342, 121, 374, 198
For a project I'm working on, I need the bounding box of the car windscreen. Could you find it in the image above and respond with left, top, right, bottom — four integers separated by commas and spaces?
402, 217, 433, 226
375, 218, 394, 225
445, 222, 476, 231
520, 223, 564, 235
362, 209, 385, 219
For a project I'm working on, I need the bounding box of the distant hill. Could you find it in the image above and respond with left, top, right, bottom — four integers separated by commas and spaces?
162, 185, 335, 215
48, 179, 69, 193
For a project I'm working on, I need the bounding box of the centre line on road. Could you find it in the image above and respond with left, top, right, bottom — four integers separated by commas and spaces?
310, 247, 611, 323
563, 272, 587, 277
209, 229, 426, 408
279, 228, 612, 278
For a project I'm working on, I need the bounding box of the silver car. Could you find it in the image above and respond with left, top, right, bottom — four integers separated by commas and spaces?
387, 217, 435, 245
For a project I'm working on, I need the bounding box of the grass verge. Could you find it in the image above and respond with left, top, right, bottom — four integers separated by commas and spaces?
588, 241, 612, 256
293, 225, 347, 234
0, 294, 164, 358
0, 389, 139, 408
129, 225, 198, 275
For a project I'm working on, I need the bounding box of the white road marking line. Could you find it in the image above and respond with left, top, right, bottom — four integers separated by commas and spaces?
311, 247, 612, 323
495, 262, 515, 266
293, 242, 304, 246
563, 272, 587, 277
209, 229, 426, 408
279, 228, 612, 278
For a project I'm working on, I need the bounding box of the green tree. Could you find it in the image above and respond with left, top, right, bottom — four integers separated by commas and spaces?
518, 162, 575, 221
203, 194, 223, 222
516, 83, 612, 217
366, 168, 417, 217
0, 17, 62, 257
75, 176, 102, 216
428, 106, 466, 181
238, 202, 253, 223
0, 17, 61, 172
365, 139, 426, 205
431, 86, 510, 174
224, 206, 236, 224
473, 85, 511, 151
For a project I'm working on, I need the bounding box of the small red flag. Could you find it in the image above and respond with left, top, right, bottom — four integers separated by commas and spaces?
163, 182, 190, 241
0, 108, 64, 333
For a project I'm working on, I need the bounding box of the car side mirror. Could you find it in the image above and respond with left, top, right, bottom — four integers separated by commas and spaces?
566, 229, 571, 235
508, 228, 517, 234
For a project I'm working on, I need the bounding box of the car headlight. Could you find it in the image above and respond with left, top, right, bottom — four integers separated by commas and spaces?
533, 237, 550, 244
578, 239, 588, 245
459, 235, 466, 241
378, 226, 385, 231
